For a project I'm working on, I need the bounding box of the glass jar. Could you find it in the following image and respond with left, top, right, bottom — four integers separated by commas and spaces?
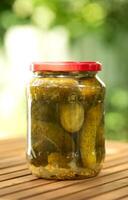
27, 62, 106, 180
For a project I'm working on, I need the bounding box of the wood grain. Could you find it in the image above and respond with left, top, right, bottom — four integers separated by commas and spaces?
0, 139, 128, 200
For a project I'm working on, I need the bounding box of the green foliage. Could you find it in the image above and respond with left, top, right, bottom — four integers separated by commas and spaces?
106, 88, 128, 141
0, 0, 128, 43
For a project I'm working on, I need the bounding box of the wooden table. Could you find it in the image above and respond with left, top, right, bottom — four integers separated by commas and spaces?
0, 139, 128, 200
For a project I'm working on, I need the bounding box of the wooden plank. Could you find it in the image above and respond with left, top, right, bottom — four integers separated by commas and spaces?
90, 186, 128, 200
0, 138, 24, 145
0, 159, 26, 170
0, 150, 25, 160
0, 139, 127, 200
1, 168, 128, 198
104, 155, 128, 168
0, 147, 24, 154
0, 169, 31, 181
105, 151, 128, 162
0, 155, 25, 165
0, 141, 24, 148
31, 177, 127, 200
117, 195, 128, 200
102, 163, 128, 175
1, 167, 128, 200
1, 179, 95, 199
0, 179, 55, 197
105, 141, 128, 150
0, 155, 26, 170
0, 164, 27, 176
0, 175, 38, 189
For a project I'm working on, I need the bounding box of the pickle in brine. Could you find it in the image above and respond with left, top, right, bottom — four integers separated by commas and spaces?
30, 120, 75, 166
48, 152, 72, 168
96, 120, 105, 163
60, 102, 84, 133
79, 77, 105, 104
31, 100, 58, 122
29, 77, 79, 102
80, 103, 103, 168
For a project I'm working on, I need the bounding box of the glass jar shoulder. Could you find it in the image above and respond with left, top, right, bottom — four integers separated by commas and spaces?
78, 75, 105, 89
78, 75, 105, 100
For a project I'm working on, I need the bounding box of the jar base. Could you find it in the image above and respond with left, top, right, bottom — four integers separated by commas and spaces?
28, 163, 102, 180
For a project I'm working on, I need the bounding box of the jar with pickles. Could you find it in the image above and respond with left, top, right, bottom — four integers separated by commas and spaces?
27, 62, 106, 180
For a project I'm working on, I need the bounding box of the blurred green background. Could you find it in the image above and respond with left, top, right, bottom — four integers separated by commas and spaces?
0, 0, 128, 141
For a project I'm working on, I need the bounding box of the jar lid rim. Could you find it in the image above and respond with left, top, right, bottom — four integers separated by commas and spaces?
31, 62, 102, 72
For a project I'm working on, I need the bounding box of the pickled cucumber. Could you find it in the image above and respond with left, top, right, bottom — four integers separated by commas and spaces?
96, 120, 105, 163
60, 102, 84, 133
31, 100, 58, 122
48, 153, 71, 168
80, 103, 103, 168
29, 77, 79, 102
29, 140, 49, 166
30, 120, 75, 166
79, 77, 105, 103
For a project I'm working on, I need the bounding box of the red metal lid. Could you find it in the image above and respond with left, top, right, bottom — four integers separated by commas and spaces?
31, 62, 102, 72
